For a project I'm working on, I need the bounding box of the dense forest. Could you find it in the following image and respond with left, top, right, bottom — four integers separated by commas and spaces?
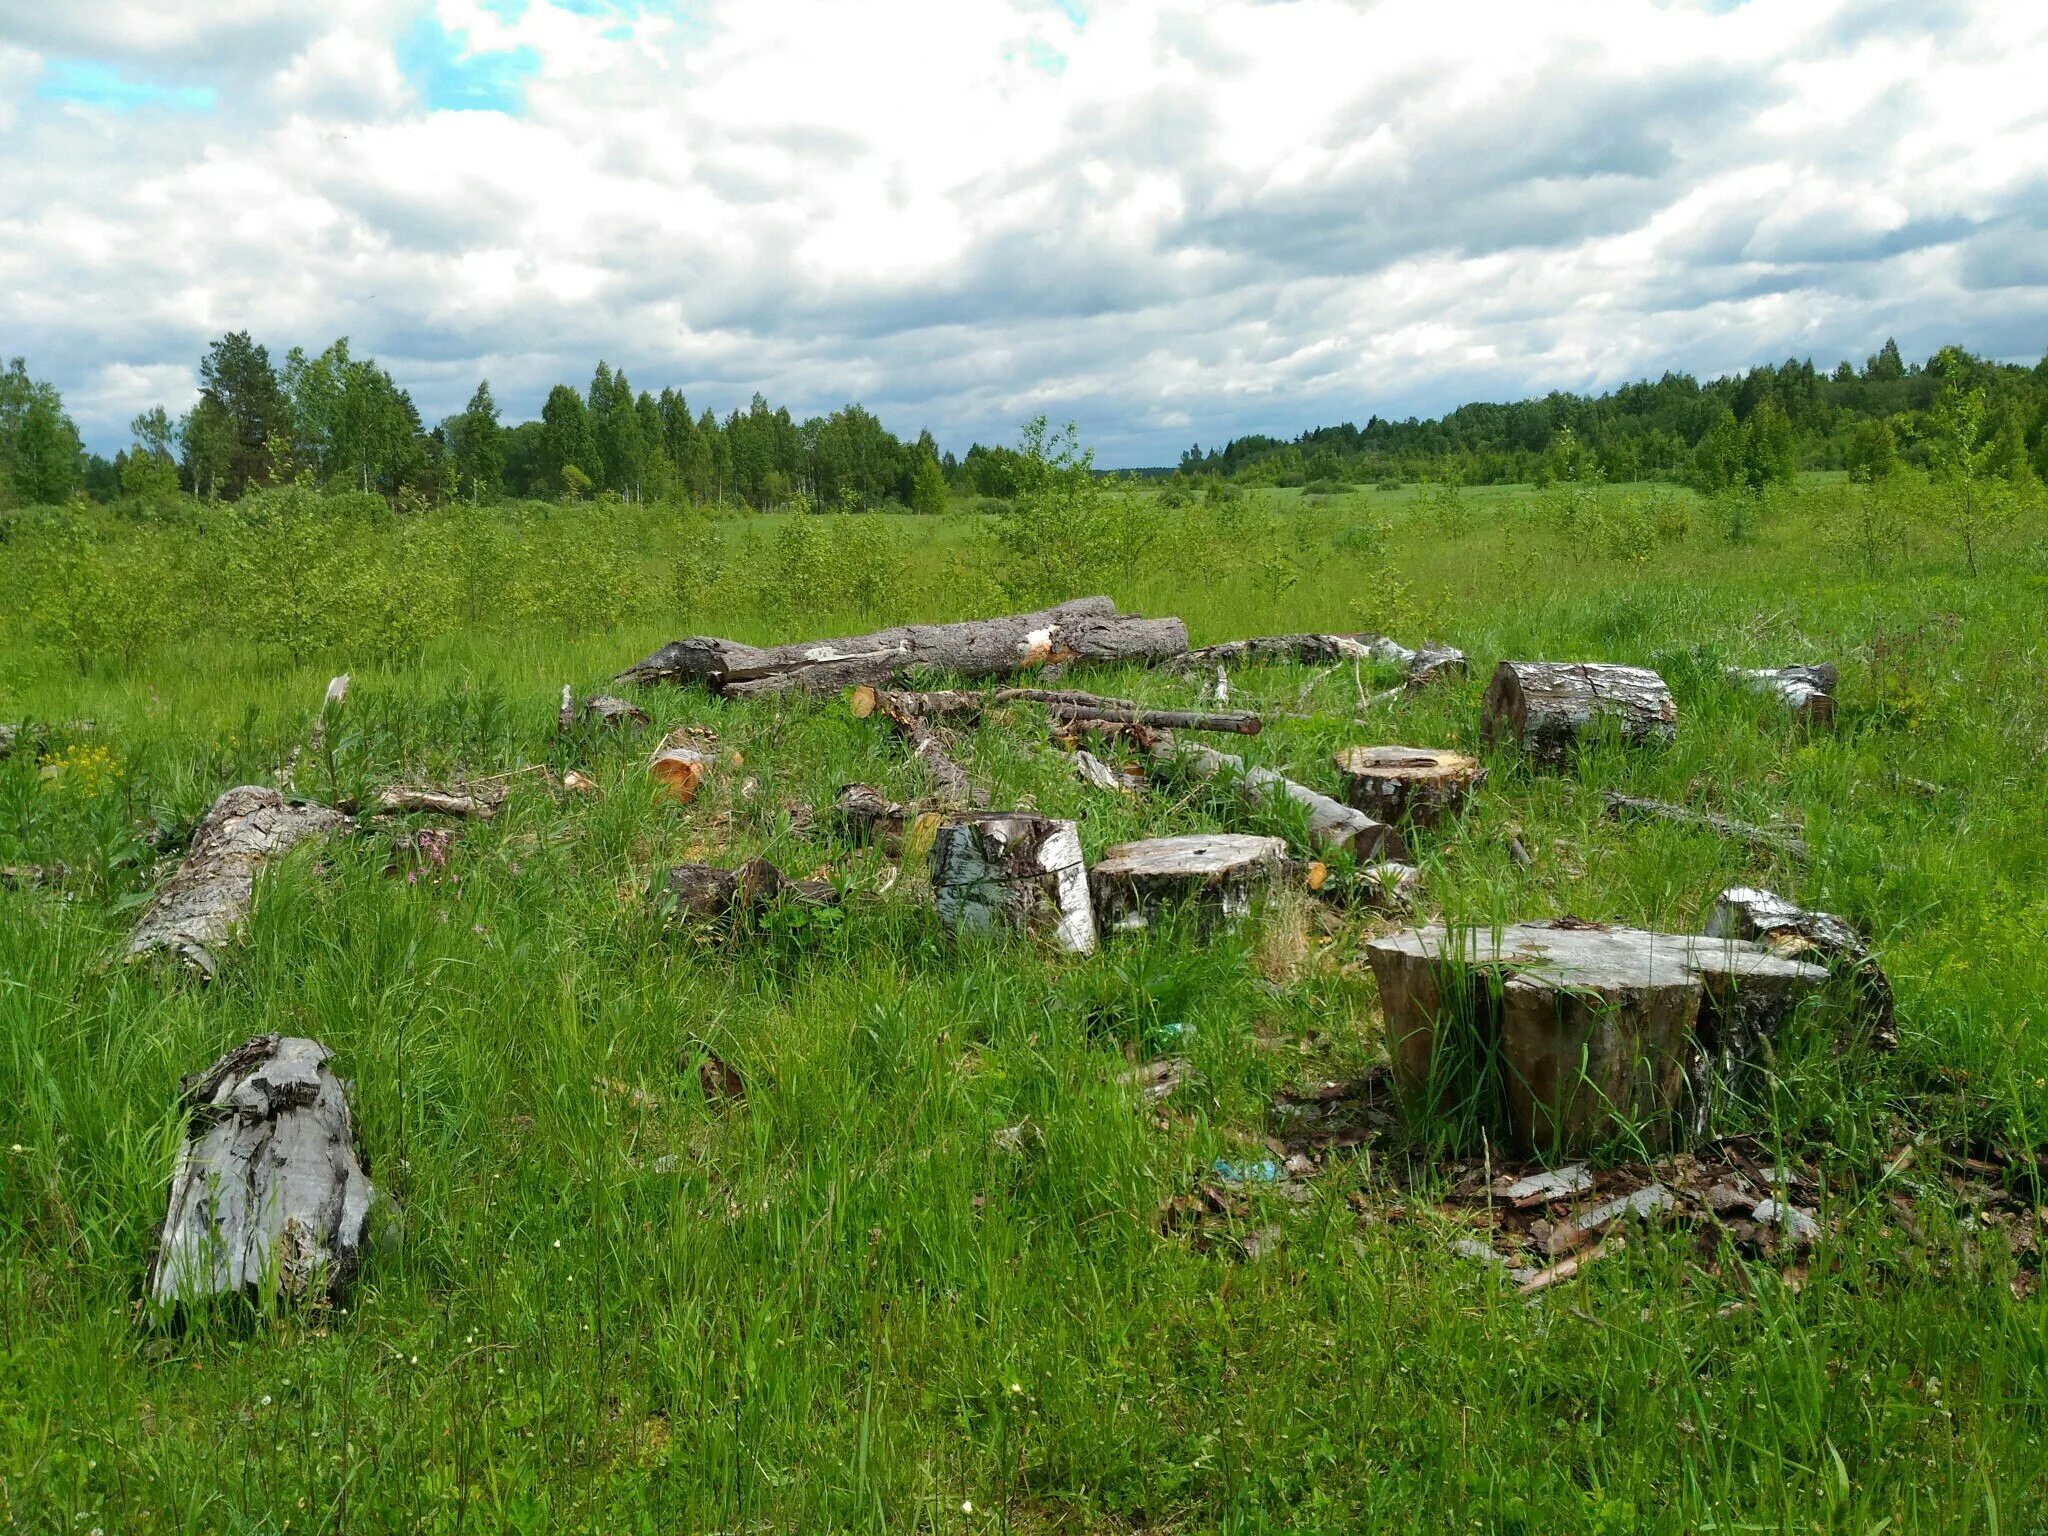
2, 335, 2044, 516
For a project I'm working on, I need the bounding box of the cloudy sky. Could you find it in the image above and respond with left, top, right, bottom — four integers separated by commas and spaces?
2, 0, 2045, 464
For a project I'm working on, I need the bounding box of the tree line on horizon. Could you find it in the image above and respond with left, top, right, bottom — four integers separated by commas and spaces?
2, 335, 2044, 516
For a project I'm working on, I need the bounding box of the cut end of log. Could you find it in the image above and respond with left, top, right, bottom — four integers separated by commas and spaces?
1333, 745, 1485, 829
648, 731, 714, 804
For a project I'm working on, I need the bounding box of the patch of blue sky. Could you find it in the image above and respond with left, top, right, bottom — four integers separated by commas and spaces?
1048, 0, 1088, 27
479, 0, 530, 19
397, 17, 541, 113
39, 60, 215, 112
1022, 37, 1068, 75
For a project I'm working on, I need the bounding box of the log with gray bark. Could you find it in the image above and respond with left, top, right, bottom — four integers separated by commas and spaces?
1151, 740, 1405, 859
861, 690, 981, 808
618, 597, 1189, 695
930, 812, 1096, 953
1705, 886, 1895, 1049
856, 684, 1261, 736
1333, 745, 1486, 829
127, 787, 352, 977
1179, 632, 1468, 690
580, 693, 650, 730
1089, 832, 1289, 934
1728, 664, 1838, 728
373, 784, 505, 820
658, 857, 839, 922
1482, 662, 1676, 765
147, 1034, 373, 1308
1366, 919, 1829, 1153
1602, 792, 1808, 861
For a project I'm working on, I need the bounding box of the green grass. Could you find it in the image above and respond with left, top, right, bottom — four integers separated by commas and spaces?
4, 480, 2048, 1531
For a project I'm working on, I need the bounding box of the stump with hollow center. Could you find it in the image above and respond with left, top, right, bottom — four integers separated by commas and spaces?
1089, 832, 1288, 934
1366, 919, 1828, 1153
1481, 662, 1676, 766
930, 813, 1096, 953
1333, 745, 1485, 829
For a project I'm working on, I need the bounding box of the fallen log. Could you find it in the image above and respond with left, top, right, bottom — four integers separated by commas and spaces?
1090, 832, 1289, 933
1602, 792, 1808, 861
581, 693, 650, 730
1728, 664, 1837, 728
1333, 745, 1486, 829
1179, 632, 1468, 689
147, 1034, 373, 1308
657, 857, 838, 921
931, 812, 1096, 953
373, 784, 505, 820
1482, 662, 1676, 765
1042, 701, 1261, 735
1705, 886, 1895, 1049
1366, 919, 1828, 1153
1152, 740, 1404, 859
127, 787, 351, 977
618, 597, 1188, 695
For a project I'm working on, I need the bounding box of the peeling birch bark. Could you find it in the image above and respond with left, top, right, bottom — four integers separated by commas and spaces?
1705, 886, 1895, 1049
930, 813, 1096, 953
1727, 665, 1838, 728
1482, 662, 1676, 765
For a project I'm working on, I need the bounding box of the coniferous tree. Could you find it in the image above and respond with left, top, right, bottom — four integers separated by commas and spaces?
452, 381, 504, 502
540, 384, 598, 495
198, 331, 286, 495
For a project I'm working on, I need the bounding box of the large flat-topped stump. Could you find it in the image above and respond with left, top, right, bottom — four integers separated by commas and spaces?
1089, 832, 1288, 933
1334, 746, 1485, 829
931, 813, 1096, 953
1482, 662, 1676, 766
1366, 920, 1828, 1153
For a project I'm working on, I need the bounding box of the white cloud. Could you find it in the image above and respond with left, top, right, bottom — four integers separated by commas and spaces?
0, 0, 2044, 461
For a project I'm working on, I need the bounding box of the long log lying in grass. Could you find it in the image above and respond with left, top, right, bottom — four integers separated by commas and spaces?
618, 598, 1189, 695
1602, 791, 1809, 861
1179, 633, 1469, 690
127, 787, 352, 977
852, 685, 1261, 737
1152, 740, 1405, 859
863, 691, 981, 807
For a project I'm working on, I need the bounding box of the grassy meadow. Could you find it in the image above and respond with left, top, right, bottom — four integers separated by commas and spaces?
4, 474, 2048, 1532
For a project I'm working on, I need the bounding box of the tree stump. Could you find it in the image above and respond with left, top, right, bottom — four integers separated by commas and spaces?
1333, 745, 1485, 828
1366, 920, 1828, 1153
930, 813, 1096, 953
127, 787, 351, 977
1705, 886, 1894, 1049
1089, 832, 1288, 934
658, 857, 838, 921
1728, 665, 1837, 728
147, 1035, 373, 1308
1481, 662, 1676, 765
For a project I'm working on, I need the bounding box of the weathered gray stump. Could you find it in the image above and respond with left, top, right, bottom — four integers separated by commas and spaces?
1154, 740, 1404, 859
1482, 662, 1676, 765
1706, 886, 1895, 1049
659, 858, 838, 921
1728, 665, 1837, 728
931, 813, 1096, 953
127, 787, 351, 977
147, 1035, 373, 1308
1089, 832, 1288, 934
1366, 920, 1827, 1153
619, 598, 1189, 695
1333, 745, 1486, 829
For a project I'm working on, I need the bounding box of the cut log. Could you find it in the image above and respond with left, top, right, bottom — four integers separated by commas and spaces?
1039, 700, 1262, 736
1602, 792, 1808, 861
1366, 920, 1829, 1153
861, 685, 1261, 736
1728, 665, 1837, 728
582, 693, 650, 730
1179, 633, 1468, 689
1333, 745, 1486, 829
373, 784, 505, 820
830, 785, 944, 860
930, 813, 1096, 953
1405, 645, 1470, 690
1089, 832, 1289, 934
658, 857, 838, 921
147, 1034, 373, 1308
618, 597, 1188, 695
1705, 886, 1895, 1049
648, 730, 715, 804
127, 787, 351, 977
1481, 662, 1676, 765
1152, 740, 1404, 859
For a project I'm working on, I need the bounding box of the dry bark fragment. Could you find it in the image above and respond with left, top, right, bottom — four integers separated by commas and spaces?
147, 1034, 373, 1308
1482, 661, 1676, 765
127, 787, 351, 977
619, 597, 1188, 694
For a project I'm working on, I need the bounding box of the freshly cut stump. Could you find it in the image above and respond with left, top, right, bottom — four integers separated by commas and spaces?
1728, 665, 1837, 728
1156, 740, 1403, 859
1089, 832, 1288, 934
1333, 745, 1485, 829
147, 1034, 373, 1308
1366, 920, 1827, 1153
931, 813, 1096, 954
1482, 662, 1676, 766
1706, 886, 1895, 1049
127, 787, 351, 977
